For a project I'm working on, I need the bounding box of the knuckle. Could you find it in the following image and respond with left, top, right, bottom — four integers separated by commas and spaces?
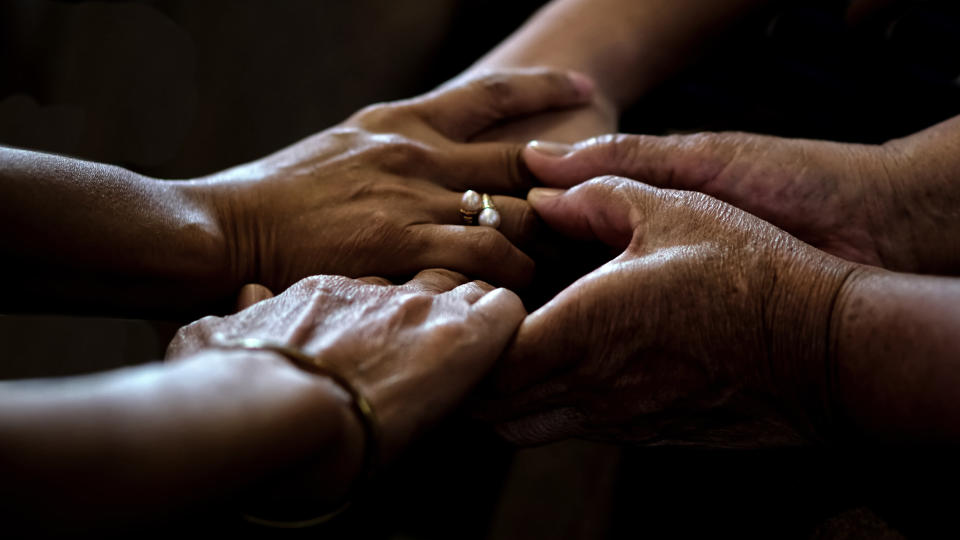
395, 291, 434, 316
539, 68, 576, 96
603, 133, 643, 169
499, 144, 527, 190
674, 131, 751, 187
679, 131, 757, 162
575, 175, 647, 211
473, 279, 495, 293
477, 72, 514, 99
350, 101, 417, 131
168, 315, 220, 354
474, 73, 516, 113
512, 201, 539, 242
292, 275, 347, 299
355, 209, 395, 245
399, 226, 428, 255
421, 268, 466, 284
359, 276, 392, 286
474, 230, 514, 264
325, 126, 364, 146
678, 131, 724, 154
366, 137, 433, 173
583, 174, 629, 194
433, 316, 471, 342
296, 275, 330, 290
349, 102, 392, 126
459, 280, 488, 301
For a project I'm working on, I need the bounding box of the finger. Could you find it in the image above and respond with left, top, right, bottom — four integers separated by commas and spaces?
407, 225, 535, 289
433, 191, 538, 248
523, 132, 754, 189
414, 68, 594, 141
435, 142, 532, 194
444, 280, 496, 305
357, 276, 394, 286
493, 264, 618, 393
235, 283, 275, 312
526, 176, 649, 250
468, 287, 527, 349
405, 268, 469, 294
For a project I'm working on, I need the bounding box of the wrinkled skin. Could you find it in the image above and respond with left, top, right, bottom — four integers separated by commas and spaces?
522, 127, 960, 274
191, 68, 594, 292
168, 269, 526, 461
482, 177, 859, 448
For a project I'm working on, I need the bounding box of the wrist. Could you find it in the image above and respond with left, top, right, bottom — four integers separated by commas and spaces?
179, 169, 263, 290
201, 344, 368, 521
763, 246, 865, 442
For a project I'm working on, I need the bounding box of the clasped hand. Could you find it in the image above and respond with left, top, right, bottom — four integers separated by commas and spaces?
188, 68, 593, 291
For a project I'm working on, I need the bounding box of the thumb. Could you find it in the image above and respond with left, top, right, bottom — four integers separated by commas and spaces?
523, 132, 749, 190
527, 176, 647, 250
415, 68, 594, 141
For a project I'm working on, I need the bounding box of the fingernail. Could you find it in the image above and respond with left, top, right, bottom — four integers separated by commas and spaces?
528, 187, 565, 204
567, 71, 595, 99
527, 140, 573, 157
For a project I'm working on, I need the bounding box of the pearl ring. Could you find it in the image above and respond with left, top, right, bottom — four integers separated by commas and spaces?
459, 190, 500, 229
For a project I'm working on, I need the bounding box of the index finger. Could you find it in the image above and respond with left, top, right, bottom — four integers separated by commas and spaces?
494, 263, 623, 393
469, 287, 528, 358
411, 68, 594, 141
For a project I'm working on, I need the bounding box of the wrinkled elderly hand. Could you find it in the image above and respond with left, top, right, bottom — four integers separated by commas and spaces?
168, 270, 526, 461
522, 116, 960, 275
189, 68, 593, 292
483, 177, 860, 447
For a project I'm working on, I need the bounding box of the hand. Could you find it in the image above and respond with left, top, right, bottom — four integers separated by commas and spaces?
482, 177, 860, 447
521, 121, 960, 274
168, 270, 526, 461
188, 68, 593, 292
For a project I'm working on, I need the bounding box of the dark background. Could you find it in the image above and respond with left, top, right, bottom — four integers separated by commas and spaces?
2, 0, 960, 538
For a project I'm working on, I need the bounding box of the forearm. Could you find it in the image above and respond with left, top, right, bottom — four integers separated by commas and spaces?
468, 0, 771, 111
829, 269, 960, 444
0, 146, 231, 314
0, 350, 362, 529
